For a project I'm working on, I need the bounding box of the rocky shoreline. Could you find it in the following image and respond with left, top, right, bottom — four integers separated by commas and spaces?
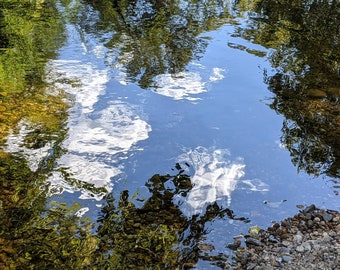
228, 205, 340, 269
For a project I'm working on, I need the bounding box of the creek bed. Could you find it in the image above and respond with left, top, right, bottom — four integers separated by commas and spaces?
227, 205, 340, 270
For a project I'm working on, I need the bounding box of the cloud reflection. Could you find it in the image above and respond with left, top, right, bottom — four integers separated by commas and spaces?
43, 24, 151, 200
113, 61, 226, 101
65, 103, 151, 156
177, 146, 245, 215
152, 67, 225, 101
46, 57, 151, 200
5, 120, 53, 172
47, 59, 108, 114
152, 72, 207, 101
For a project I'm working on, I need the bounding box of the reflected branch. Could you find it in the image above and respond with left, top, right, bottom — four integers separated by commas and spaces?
235, 0, 340, 178
96, 164, 250, 268
83, 0, 234, 88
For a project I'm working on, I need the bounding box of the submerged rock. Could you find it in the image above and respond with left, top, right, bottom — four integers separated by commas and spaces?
305, 89, 327, 98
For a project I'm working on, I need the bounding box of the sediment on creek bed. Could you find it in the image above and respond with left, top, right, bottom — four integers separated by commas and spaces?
228, 205, 340, 270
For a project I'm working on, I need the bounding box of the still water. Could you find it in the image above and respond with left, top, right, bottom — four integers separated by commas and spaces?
2, 0, 339, 268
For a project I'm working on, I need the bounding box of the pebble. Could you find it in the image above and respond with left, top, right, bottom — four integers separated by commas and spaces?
227, 241, 241, 250
230, 205, 340, 270
279, 247, 290, 254
282, 255, 293, 263
303, 204, 316, 213
323, 253, 329, 260
322, 232, 331, 243
281, 240, 291, 247
296, 245, 304, 252
322, 213, 333, 222
268, 235, 279, 243
245, 237, 262, 246
246, 263, 257, 270
314, 217, 321, 222
312, 243, 321, 250
294, 234, 303, 244
258, 266, 274, 270
302, 242, 311, 252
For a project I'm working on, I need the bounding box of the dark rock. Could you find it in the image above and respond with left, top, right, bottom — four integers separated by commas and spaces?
322, 213, 333, 222
268, 235, 279, 243
227, 240, 241, 250
307, 220, 314, 227
279, 247, 291, 254
323, 253, 329, 261
282, 255, 293, 263
245, 237, 263, 246
272, 223, 280, 230
303, 204, 316, 214
280, 233, 290, 240
199, 243, 214, 251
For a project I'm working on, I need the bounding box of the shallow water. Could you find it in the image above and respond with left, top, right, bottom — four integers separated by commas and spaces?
2, 0, 339, 268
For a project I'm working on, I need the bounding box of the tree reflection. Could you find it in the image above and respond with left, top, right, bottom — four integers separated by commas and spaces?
84, 0, 234, 88
0, 2, 98, 267
0, 159, 249, 268
0, 1, 250, 268
95, 163, 249, 268
0, 0, 67, 144
235, 0, 340, 178
0, 152, 99, 269
0, 0, 64, 93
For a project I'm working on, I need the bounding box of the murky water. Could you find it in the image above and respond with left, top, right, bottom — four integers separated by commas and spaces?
1, 0, 339, 268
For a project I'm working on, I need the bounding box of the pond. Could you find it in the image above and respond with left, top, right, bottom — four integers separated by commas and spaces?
0, 0, 339, 268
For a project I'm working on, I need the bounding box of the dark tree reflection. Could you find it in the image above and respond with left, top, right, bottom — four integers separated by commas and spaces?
84, 0, 234, 88
235, 0, 340, 178
1, 159, 248, 268
95, 164, 249, 269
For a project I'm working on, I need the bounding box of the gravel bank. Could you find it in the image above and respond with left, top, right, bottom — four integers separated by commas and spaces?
229, 205, 340, 269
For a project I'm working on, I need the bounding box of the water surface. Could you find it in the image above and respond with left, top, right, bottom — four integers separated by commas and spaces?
1, 0, 339, 268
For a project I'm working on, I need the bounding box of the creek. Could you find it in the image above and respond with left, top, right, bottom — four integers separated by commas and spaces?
1, 0, 339, 268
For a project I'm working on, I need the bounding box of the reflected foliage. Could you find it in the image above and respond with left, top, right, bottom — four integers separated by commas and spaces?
84, 0, 234, 88
0, 152, 98, 269
0, 1, 253, 269
1, 161, 250, 269
0, 2, 93, 268
95, 164, 249, 268
0, 0, 67, 144
0, 0, 64, 93
235, 0, 340, 177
